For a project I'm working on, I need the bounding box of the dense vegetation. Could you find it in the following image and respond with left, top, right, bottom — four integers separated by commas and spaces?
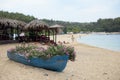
0, 11, 36, 23
0, 11, 120, 33
42, 18, 120, 33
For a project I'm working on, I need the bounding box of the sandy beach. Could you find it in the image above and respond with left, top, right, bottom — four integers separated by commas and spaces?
0, 34, 120, 80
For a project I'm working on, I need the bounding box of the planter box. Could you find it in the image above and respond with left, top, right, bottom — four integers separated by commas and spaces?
7, 51, 69, 72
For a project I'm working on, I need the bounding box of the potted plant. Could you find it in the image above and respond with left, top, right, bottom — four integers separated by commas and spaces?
7, 43, 76, 72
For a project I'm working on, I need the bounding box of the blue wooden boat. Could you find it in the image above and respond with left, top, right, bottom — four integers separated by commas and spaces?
7, 51, 69, 72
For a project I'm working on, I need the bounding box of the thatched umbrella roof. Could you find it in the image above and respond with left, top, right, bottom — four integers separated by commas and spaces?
0, 18, 26, 29
49, 24, 64, 34
49, 24, 63, 29
24, 20, 49, 30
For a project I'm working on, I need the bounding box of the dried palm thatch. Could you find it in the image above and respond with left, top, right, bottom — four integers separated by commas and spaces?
49, 24, 64, 34
49, 24, 63, 28
0, 18, 26, 29
24, 19, 49, 30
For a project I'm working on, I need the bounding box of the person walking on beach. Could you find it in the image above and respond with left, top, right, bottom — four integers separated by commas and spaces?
79, 34, 81, 39
71, 34, 75, 42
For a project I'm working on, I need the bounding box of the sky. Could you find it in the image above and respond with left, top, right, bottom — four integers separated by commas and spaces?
0, 0, 120, 22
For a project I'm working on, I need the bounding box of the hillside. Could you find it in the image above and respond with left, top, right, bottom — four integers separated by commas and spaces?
0, 11, 120, 33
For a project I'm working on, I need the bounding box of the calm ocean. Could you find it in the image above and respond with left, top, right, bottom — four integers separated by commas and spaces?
77, 34, 120, 52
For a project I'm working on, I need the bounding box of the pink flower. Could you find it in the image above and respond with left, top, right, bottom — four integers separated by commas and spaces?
66, 51, 69, 55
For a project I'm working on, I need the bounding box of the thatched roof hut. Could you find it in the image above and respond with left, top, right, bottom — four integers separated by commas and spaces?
49, 24, 64, 43
49, 24, 63, 34
23, 20, 50, 42
0, 18, 26, 41
0, 18, 26, 29
24, 20, 49, 30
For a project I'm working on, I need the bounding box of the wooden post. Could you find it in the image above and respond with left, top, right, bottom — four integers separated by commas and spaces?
53, 29, 54, 42
55, 28, 57, 43
45, 29, 47, 36
11, 27, 13, 40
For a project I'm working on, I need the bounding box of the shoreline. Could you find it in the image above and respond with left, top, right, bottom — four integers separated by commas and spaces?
77, 41, 120, 53
77, 42, 120, 53
56, 33, 120, 53
76, 33, 120, 52
89, 32, 120, 35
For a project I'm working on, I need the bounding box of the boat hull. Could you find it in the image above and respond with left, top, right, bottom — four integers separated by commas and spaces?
7, 51, 68, 72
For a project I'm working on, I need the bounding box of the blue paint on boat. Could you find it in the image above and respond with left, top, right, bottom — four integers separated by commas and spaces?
7, 51, 69, 72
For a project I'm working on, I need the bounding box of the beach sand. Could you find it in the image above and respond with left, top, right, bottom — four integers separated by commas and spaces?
0, 34, 120, 80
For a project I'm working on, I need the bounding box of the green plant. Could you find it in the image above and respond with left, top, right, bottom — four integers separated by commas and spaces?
8, 43, 76, 61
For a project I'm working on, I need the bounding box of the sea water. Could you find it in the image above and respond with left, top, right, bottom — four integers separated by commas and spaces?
77, 34, 120, 52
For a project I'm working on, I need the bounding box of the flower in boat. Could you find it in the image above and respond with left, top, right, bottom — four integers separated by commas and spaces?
8, 44, 76, 61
